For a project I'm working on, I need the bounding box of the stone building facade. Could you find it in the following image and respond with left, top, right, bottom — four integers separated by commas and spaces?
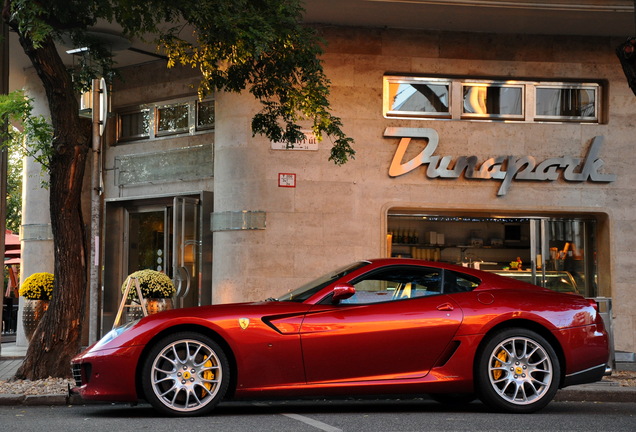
13, 4, 636, 357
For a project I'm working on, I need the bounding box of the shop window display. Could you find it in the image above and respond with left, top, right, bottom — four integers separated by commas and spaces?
387, 213, 599, 297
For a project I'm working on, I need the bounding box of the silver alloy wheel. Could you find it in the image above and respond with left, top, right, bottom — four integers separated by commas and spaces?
149, 338, 222, 413
486, 335, 553, 405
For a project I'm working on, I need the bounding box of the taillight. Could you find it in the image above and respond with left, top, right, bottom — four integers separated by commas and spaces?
587, 298, 600, 313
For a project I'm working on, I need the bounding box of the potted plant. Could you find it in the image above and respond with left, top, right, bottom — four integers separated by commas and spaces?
121, 269, 176, 315
19, 272, 54, 340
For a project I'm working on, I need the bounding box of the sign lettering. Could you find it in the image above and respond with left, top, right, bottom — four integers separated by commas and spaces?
386, 127, 616, 196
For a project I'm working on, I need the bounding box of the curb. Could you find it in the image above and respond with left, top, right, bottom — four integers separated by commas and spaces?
0, 388, 634, 407
0, 393, 87, 406
555, 386, 636, 403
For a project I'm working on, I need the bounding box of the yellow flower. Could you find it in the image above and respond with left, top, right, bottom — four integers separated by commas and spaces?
19, 272, 54, 300
122, 269, 176, 301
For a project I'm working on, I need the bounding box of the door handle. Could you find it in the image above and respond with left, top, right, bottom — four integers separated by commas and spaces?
437, 303, 454, 311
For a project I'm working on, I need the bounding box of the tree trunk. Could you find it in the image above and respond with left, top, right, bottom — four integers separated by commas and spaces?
12, 32, 91, 379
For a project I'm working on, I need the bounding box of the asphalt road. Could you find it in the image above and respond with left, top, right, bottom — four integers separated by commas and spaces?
0, 399, 634, 432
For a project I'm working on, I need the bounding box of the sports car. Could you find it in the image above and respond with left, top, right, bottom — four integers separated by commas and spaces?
71, 258, 610, 416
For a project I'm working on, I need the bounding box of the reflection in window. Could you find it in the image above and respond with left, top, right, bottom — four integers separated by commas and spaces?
387, 80, 450, 117
157, 103, 190, 135
545, 219, 598, 297
384, 76, 602, 124
462, 85, 523, 118
197, 100, 215, 130
342, 266, 443, 304
535, 86, 597, 121
119, 110, 150, 141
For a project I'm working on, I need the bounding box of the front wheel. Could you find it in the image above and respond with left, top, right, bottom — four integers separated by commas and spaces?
475, 328, 560, 413
142, 332, 230, 416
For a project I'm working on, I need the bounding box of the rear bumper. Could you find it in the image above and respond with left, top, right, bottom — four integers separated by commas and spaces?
563, 363, 608, 387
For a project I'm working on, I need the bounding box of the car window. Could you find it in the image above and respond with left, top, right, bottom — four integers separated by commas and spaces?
443, 270, 481, 294
341, 266, 443, 305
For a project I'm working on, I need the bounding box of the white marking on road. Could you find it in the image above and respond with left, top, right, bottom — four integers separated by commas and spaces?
282, 413, 343, 432
252, 402, 342, 432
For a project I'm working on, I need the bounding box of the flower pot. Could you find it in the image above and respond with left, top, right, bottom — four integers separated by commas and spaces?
125, 298, 173, 323
146, 298, 174, 314
22, 299, 49, 341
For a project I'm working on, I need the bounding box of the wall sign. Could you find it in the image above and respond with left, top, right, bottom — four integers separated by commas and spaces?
278, 173, 296, 188
385, 127, 616, 196
271, 130, 319, 151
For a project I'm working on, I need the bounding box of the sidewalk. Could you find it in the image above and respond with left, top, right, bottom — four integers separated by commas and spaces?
1, 341, 635, 406
0, 342, 27, 381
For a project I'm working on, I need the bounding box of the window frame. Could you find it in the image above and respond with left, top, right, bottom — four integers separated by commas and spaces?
461, 82, 525, 120
155, 101, 191, 137
384, 75, 602, 124
533, 83, 599, 123
117, 108, 151, 142
196, 100, 215, 131
384, 77, 452, 119
115, 97, 214, 144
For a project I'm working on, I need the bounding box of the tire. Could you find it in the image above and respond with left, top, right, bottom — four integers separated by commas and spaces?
475, 328, 560, 413
141, 331, 230, 416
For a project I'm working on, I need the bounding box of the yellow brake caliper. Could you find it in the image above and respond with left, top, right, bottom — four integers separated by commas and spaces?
493, 350, 508, 380
201, 356, 214, 397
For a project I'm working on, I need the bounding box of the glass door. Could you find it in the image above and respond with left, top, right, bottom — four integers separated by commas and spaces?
124, 197, 202, 309
173, 197, 200, 308
127, 208, 171, 275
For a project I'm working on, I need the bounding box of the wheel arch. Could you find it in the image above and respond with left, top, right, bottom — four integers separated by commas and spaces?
473, 319, 566, 387
134, 323, 238, 401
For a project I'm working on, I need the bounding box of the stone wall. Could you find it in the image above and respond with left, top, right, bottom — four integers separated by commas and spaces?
212, 26, 635, 353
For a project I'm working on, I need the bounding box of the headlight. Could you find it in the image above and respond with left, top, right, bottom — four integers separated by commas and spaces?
92, 319, 140, 350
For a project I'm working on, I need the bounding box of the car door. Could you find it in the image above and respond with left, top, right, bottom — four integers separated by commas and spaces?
300, 266, 464, 384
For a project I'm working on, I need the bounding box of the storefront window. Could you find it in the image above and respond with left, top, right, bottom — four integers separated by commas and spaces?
387, 212, 600, 297
385, 78, 450, 118
384, 75, 602, 124
462, 84, 523, 119
535, 85, 597, 121
543, 219, 597, 296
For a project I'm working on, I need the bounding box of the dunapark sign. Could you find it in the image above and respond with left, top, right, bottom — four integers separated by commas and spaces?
385, 127, 616, 196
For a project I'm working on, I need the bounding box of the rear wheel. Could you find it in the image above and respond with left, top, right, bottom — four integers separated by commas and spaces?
476, 328, 560, 413
142, 332, 229, 416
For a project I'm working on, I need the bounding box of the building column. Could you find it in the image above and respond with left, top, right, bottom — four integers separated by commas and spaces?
16, 72, 54, 346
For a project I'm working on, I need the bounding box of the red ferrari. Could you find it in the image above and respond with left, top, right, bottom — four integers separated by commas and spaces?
71, 259, 610, 416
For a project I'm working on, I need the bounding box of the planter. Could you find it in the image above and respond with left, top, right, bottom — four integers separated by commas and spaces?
125, 298, 173, 323
146, 298, 174, 314
22, 299, 49, 341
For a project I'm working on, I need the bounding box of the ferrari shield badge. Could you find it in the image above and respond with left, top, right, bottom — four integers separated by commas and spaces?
239, 318, 250, 330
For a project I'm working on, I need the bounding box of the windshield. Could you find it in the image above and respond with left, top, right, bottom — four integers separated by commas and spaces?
276, 261, 370, 302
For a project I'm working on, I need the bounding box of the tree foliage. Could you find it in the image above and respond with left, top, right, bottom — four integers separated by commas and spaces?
2, 0, 354, 379
7, 0, 355, 162
0, 90, 54, 170
5, 147, 22, 233
0, 90, 54, 232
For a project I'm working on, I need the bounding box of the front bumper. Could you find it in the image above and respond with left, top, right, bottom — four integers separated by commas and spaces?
71, 344, 144, 402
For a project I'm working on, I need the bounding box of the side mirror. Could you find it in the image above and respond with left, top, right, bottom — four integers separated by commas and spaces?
332, 283, 355, 302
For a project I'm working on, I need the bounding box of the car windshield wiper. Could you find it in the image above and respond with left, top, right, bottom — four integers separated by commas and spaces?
264, 297, 278, 302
